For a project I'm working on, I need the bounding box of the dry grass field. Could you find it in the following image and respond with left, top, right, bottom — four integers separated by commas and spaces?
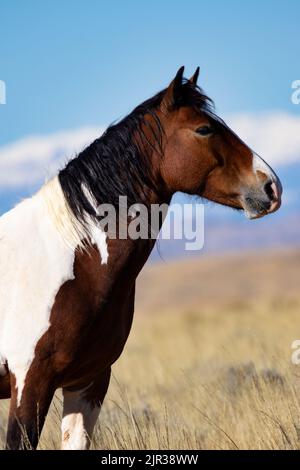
1, 248, 300, 449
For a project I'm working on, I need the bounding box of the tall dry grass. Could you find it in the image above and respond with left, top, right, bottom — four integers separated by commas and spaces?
1, 250, 300, 449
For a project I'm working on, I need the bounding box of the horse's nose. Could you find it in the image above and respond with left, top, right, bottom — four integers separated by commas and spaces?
263, 178, 282, 214
241, 173, 282, 220
251, 153, 282, 216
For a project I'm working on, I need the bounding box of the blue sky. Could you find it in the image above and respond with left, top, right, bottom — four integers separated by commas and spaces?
1, 0, 300, 146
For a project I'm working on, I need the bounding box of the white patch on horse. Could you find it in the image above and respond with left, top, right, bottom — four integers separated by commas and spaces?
90, 226, 108, 265
0, 178, 76, 405
81, 183, 109, 264
61, 387, 100, 450
42, 178, 88, 251
0, 177, 108, 405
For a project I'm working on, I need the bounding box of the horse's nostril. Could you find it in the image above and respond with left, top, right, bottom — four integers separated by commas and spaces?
264, 181, 274, 200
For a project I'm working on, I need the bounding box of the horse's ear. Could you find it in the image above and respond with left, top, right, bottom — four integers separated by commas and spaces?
189, 66, 200, 85
161, 66, 185, 112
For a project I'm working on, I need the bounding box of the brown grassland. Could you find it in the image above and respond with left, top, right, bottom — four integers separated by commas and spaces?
0, 248, 300, 449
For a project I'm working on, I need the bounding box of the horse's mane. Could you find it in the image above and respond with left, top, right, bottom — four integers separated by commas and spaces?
58, 80, 215, 230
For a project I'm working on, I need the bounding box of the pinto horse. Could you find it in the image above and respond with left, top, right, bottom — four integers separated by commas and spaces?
0, 67, 282, 449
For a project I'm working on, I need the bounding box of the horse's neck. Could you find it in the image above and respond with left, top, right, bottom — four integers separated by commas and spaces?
38, 176, 162, 268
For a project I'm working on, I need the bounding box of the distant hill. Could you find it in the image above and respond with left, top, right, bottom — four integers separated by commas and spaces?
137, 248, 300, 315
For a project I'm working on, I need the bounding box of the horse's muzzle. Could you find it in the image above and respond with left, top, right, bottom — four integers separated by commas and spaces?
241, 177, 282, 220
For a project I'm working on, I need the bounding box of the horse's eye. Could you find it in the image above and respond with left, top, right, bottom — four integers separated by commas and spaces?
196, 125, 213, 136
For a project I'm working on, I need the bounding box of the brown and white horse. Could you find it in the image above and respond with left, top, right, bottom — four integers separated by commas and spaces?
0, 67, 282, 449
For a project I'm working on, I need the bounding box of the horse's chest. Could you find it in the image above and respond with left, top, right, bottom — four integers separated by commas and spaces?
80, 298, 134, 366
40, 247, 137, 385
54, 281, 136, 386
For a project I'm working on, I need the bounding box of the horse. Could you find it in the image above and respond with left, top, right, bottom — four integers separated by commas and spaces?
0, 66, 282, 450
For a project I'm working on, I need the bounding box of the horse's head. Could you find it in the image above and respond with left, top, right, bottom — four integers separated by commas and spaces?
158, 67, 282, 219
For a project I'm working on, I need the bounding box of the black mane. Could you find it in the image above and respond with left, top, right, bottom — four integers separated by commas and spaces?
58, 80, 215, 228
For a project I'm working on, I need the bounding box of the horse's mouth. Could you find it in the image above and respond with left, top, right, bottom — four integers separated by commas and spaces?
241, 195, 281, 220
